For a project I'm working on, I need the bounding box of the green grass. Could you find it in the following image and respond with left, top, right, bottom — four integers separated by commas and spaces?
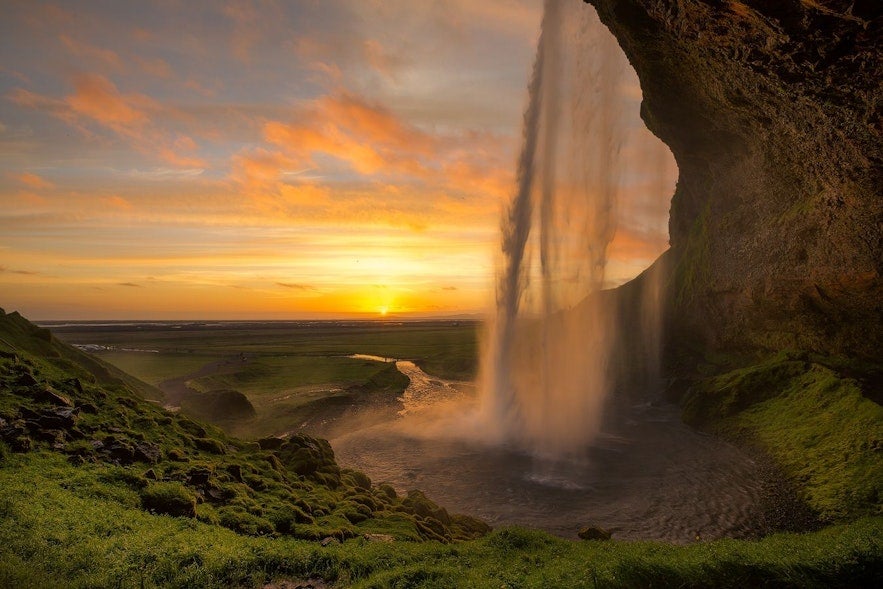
6, 311, 883, 586
99, 352, 220, 385
50, 322, 480, 381
187, 356, 389, 397
1, 454, 880, 588
683, 352, 883, 521
49, 321, 477, 438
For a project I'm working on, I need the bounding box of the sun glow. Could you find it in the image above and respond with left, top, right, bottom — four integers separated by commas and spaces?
379, 306, 389, 316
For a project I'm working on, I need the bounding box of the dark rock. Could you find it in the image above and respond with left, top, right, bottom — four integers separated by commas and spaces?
64, 378, 84, 394
30, 387, 74, 407
15, 373, 39, 387
587, 0, 882, 361
78, 403, 99, 415
20, 406, 79, 431
224, 463, 244, 482
578, 525, 612, 541
186, 467, 213, 486
133, 442, 161, 464
319, 536, 339, 547
105, 441, 136, 464
257, 436, 285, 451
10, 436, 31, 452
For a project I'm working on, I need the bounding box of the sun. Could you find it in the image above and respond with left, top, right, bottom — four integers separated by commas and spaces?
378, 306, 389, 317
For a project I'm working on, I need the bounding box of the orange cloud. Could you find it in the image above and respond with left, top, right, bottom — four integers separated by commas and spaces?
9, 172, 54, 190
66, 74, 154, 134
8, 74, 205, 168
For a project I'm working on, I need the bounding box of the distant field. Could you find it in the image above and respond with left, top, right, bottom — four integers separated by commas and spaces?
48, 321, 481, 439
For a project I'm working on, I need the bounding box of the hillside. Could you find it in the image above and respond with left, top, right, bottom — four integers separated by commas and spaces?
2, 307, 882, 587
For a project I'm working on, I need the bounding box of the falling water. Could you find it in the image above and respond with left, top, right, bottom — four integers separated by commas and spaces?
479, 0, 666, 457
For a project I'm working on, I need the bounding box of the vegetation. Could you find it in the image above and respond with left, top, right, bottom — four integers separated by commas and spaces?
3, 309, 882, 587
683, 351, 883, 522
49, 320, 479, 438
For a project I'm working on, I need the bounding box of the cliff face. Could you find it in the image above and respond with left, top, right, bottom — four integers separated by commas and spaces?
588, 0, 882, 359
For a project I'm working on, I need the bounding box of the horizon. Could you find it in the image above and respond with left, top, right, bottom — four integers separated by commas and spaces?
1, 1, 674, 320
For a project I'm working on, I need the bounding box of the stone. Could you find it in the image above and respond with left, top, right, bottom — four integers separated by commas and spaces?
319, 536, 339, 547
31, 387, 74, 407
578, 525, 612, 541
363, 533, 394, 543
133, 442, 161, 464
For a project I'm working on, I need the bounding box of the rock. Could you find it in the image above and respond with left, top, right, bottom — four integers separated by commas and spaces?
274, 434, 339, 481
186, 467, 213, 486
143, 468, 159, 480
133, 442, 161, 464
30, 387, 74, 407
15, 373, 39, 387
319, 536, 339, 547
363, 533, 394, 543
224, 463, 244, 482
587, 0, 882, 361
64, 378, 84, 394
140, 482, 197, 518
257, 436, 286, 451
20, 406, 79, 431
578, 525, 612, 541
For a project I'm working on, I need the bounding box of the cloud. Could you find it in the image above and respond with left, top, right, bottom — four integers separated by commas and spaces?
0, 266, 39, 275
442, 286, 458, 291
8, 172, 54, 190
136, 56, 173, 79
241, 92, 512, 224
117, 282, 142, 287
59, 34, 123, 72
8, 74, 205, 168
276, 282, 317, 290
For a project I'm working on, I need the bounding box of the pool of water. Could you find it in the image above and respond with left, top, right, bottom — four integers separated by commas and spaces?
331, 361, 766, 543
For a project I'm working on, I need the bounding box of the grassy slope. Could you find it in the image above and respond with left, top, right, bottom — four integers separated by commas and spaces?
2, 310, 883, 587
682, 352, 883, 522
1, 454, 880, 588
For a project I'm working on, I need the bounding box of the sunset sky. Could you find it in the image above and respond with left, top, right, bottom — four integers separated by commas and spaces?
0, 0, 674, 320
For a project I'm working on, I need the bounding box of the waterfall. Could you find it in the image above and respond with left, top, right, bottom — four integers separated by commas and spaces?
478, 0, 668, 458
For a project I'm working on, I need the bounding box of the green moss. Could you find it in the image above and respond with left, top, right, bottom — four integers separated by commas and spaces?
683, 353, 883, 521
140, 482, 197, 518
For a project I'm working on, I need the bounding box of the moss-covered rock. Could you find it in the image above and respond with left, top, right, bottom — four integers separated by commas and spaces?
140, 482, 197, 518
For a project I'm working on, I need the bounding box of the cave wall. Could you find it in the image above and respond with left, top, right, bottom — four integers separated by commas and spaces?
588, 0, 882, 360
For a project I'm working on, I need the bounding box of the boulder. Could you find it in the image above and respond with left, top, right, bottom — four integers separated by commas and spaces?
578, 525, 612, 541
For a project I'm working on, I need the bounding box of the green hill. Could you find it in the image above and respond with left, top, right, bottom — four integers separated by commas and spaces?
1, 308, 881, 587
